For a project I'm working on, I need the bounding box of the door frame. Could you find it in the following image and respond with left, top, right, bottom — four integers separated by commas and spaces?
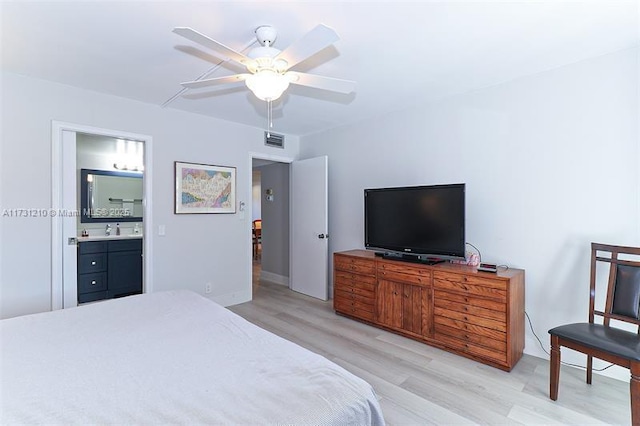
248, 151, 293, 292
51, 121, 153, 310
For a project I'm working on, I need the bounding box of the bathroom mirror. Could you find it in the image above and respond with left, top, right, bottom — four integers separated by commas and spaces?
80, 169, 143, 223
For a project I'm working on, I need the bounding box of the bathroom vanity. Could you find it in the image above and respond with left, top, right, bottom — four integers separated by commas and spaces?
77, 236, 143, 303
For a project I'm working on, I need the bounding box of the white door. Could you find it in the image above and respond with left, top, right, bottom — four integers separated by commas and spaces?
290, 156, 329, 300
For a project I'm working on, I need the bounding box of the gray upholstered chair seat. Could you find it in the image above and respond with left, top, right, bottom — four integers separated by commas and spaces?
549, 323, 640, 362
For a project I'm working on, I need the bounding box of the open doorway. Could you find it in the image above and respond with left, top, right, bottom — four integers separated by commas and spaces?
251, 159, 290, 292
51, 122, 152, 310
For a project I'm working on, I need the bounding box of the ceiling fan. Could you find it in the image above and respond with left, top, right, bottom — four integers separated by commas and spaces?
173, 24, 356, 103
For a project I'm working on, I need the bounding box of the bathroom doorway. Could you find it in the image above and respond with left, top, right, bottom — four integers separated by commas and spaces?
51, 122, 153, 310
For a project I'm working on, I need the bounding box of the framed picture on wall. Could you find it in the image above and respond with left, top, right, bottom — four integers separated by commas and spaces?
174, 161, 236, 214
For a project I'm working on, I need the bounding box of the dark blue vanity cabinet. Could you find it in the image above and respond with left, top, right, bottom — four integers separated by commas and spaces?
78, 239, 143, 303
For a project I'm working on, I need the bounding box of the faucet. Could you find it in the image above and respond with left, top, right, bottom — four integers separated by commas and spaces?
105, 224, 112, 236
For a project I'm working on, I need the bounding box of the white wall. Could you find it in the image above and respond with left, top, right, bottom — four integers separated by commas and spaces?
299, 48, 639, 382
251, 169, 261, 221
0, 71, 300, 319
258, 162, 290, 283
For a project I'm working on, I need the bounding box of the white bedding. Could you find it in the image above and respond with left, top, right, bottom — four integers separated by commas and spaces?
0, 290, 384, 425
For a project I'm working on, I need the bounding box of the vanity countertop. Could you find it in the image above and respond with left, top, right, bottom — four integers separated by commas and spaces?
78, 234, 143, 242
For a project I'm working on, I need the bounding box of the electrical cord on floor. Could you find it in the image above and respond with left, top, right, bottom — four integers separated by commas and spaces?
524, 311, 615, 371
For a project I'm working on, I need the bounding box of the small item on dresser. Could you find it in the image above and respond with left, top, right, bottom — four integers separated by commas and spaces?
133, 223, 140, 234
81, 229, 88, 237
478, 262, 498, 273
116, 223, 120, 236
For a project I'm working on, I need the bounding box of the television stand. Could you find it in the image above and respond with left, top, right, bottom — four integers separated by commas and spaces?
333, 249, 526, 371
378, 252, 446, 265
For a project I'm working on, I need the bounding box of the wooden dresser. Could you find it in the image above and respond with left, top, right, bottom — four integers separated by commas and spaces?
333, 250, 525, 371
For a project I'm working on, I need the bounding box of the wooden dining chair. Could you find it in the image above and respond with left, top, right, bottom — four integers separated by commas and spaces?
548, 242, 640, 425
252, 219, 262, 259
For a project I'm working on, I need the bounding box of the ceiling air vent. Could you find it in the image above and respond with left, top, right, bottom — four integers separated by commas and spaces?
264, 132, 284, 149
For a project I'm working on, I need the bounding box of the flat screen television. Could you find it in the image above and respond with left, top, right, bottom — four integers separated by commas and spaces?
364, 183, 465, 263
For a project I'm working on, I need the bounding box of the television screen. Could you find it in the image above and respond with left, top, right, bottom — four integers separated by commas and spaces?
364, 183, 465, 260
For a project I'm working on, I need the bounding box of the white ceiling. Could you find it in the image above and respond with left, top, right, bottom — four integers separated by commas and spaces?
2, 1, 638, 136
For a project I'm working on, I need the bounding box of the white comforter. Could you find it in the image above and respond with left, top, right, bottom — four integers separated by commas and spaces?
0, 290, 384, 425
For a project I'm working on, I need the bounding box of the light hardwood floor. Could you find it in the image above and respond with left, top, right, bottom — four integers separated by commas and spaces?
230, 266, 630, 425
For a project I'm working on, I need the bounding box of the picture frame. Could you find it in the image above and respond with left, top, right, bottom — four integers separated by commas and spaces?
174, 161, 236, 214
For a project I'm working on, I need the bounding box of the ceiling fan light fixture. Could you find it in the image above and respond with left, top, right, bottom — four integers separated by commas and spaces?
246, 69, 290, 101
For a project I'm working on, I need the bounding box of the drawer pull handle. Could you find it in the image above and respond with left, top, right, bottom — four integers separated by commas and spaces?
91, 261, 96, 265
91, 280, 97, 285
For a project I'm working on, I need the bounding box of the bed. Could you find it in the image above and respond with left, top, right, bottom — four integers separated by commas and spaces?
1, 290, 384, 425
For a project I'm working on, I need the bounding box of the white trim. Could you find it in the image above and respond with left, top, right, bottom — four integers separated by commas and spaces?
51, 121, 153, 310
249, 151, 294, 165
259, 271, 289, 286
248, 151, 294, 297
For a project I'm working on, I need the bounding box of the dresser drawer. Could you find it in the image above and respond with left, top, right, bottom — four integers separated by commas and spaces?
434, 296, 505, 322
335, 288, 374, 305
434, 323, 506, 352
433, 272, 506, 302
434, 290, 505, 311
78, 253, 107, 273
377, 261, 432, 278
435, 332, 507, 364
335, 299, 375, 322
78, 272, 107, 293
334, 255, 375, 275
335, 270, 376, 286
434, 315, 506, 340
434, 307, 506, 333
377, 269, 431, 287
334, 281, 375, 299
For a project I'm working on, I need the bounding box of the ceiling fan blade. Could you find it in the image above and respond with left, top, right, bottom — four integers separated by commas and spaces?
287, 72, 356, 94
276, 24, 340, 70
181, 74, 250, 89
173, 27, 251, 65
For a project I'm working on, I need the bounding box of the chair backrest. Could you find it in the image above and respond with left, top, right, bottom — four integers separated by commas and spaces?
590, 242, 640, 330
253, 219, 262, 230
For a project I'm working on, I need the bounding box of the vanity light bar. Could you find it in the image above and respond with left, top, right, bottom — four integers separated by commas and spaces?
113, 163, 144, 172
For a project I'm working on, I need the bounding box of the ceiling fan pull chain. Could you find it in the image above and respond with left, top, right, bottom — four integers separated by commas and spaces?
266, 100, 272, 138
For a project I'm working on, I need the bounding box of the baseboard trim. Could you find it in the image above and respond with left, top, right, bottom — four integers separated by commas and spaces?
260, 270, 289, 286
